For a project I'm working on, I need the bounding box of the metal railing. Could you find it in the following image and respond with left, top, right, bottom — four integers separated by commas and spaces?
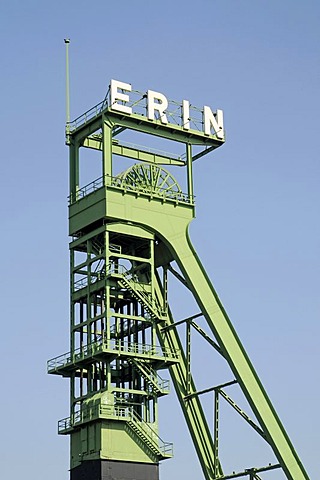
109, 174, 192, 203
58, 404, 173, 456
115, 140, 186, 163
68, 176, 104, 204
73, 277, 89, 291
72, 262, 166, 321
47, 340, 103, 372
128, 408, 173, 456
67, 99, 108, 132
72, 262, 138, 291
67, 88, 206, 136
109, 243, 121, 253
73, 258, 105, 291
68, 174, 194, 206
47, 337, 179, 373
105, 338, 179, 361
114, 265, 167, 318
130, 359, 170, 393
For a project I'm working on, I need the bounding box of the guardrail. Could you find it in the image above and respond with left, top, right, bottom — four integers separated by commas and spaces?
47, 338, 179, 374
131, 359, 170, 392
67, 99, 108, 132
58, 405, 173, 456
72, 262, 137, 291
68, 176, 104, 204
106, 338, 179, 360
66, 88, 205, 135
115, 140, 186, 163
47, 340, 103, 372
68, 175, 194, 206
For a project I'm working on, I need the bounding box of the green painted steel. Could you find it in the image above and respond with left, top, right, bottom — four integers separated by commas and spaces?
48, 86, 310, 480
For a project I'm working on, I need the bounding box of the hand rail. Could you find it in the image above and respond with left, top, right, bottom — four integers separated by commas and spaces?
115, 140, 186, 162
68, 175, 194, 206
104, 338, 179, 361
112, 265, 166, 316
129, 408, 173, 455
58, 404, 173, 456
68, 176, 104, 204
47, 337, 179, 373
130, 359, 170, 392
73, 261, 166, 319
67, 88, 206, 135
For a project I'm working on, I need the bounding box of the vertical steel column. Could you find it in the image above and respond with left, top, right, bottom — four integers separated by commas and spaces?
163, 266, 168, 312
186, 143, 193, 201
64, 39, 70, 128
214, 390, 220, 479
186, 321, 191, 396
103, 119, 112, 179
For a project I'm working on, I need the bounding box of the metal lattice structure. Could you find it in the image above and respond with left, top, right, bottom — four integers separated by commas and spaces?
47, 81, 310, 480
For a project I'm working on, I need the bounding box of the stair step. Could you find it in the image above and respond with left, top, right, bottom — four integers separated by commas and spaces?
128, 420, 163, 457
117, 278, 160, 319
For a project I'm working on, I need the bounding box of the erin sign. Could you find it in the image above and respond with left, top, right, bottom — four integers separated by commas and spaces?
109, 79, 224, 140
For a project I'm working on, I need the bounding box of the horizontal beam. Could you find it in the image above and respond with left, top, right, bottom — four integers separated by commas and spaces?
221, 463, 281, 479
162, 312, 203, 331
113, 142, 185, 166
192, 145, 218, 162
184, 379, 237, 400
82, 137, 186, 166
69, 107, 225, 148
106, 110, 224, 146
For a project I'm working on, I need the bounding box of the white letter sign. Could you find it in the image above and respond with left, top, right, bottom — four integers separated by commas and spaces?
203, 106, 224, 139
107, 79, 224, 141
147, 90, 168, 124
110, 79, 132, 115
182, 100, 190, 130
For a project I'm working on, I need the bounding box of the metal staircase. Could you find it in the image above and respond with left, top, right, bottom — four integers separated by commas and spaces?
127, 358, 169, 397
115, 273, 165, 320
125, 409, 173, 460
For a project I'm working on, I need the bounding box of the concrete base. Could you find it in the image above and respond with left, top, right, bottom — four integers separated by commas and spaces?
70, 459, 159, 480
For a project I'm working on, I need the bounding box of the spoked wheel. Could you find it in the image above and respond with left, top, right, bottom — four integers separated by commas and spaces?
117, 163, 182, 199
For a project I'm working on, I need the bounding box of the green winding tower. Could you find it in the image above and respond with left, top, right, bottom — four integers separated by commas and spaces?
47, 79, 310, 480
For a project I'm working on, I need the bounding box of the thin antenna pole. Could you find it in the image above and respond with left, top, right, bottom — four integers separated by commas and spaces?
64, 38, 70, 135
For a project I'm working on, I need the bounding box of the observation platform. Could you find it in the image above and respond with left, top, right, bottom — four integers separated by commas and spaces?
47, 340, 180, 377
58, 405, 173, 461
66, 87, 225, 150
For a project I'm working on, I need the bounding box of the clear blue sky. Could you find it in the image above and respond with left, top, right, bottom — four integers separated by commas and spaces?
1, 1, 319, 479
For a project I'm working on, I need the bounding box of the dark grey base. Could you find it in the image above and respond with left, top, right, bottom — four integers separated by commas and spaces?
70, 460, 159, 480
